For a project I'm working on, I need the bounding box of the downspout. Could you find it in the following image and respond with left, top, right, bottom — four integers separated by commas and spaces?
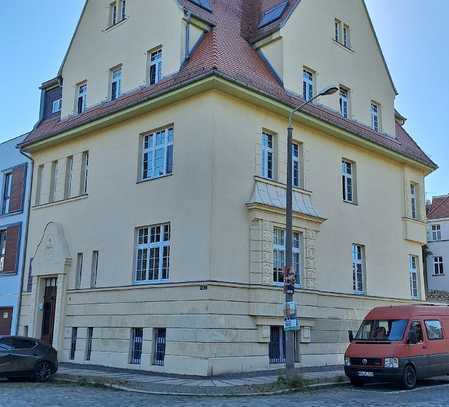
15, 148, 34, 336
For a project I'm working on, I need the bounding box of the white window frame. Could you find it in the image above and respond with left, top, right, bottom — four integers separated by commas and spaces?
148, 48, 163, 85
335, 19, 342, 43
1, 172, 12, 215
52, 98, 62, 114
339, 87, 349, 118
141, 127, 174, 180
342, 159, 355, 203
119, 0, 126, 20
410, 183, 418, 219
110, 1, 118, 26
409, 255, 419, 299
273, 227, 302, 287
49, 161, 58, 203
433, 256, 444, 276
352, 244, 366, 295
110, 67, 122, 101
75, 253, 83, 289
371, 102, 380, 132
432, 224, 442, 241
64, 156, 73, 200
91, 251, 99, 288
76, 83, 87, 114
129, 328, 143, 365
0, 229, 6, 273
303, 69, 314, 102
35, 165, 44, 206
135, 224, 171, 284
343, 24, 351, 48
80, 151, 89, 195
292, 142, 301, 188
261, 132, 274, 180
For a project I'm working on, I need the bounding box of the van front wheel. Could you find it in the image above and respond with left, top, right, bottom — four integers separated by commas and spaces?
401, 365, 417, 390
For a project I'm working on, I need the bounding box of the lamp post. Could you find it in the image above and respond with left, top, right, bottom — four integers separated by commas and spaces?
285, 86, 339, 379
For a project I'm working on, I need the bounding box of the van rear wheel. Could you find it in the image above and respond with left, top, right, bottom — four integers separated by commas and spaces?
401, 365, 417, 390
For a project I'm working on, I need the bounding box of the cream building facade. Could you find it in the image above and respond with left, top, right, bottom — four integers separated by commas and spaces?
18, 0, 436, 376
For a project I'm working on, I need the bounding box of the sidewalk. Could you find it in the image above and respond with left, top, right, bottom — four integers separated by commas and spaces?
55, 363, 347, 397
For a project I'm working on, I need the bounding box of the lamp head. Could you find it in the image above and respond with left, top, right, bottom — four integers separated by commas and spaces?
319, 86, 339, 96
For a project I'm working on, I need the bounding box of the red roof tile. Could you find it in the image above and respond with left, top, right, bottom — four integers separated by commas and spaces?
21, 0, 436, 171
428, 195, 449, 220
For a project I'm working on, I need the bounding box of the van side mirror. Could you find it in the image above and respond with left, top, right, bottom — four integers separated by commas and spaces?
408, 330, 418, 345
348, 330, 354, 342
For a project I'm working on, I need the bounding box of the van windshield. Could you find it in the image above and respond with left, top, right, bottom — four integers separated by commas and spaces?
355, 319, 408, 342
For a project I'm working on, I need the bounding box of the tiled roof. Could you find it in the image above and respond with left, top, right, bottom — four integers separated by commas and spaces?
21, 0, 437, 171
427, 195, 449, 220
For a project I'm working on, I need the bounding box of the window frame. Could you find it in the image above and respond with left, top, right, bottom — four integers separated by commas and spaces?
64, 156, 74, 200
291, 142, 302, 188
91, 251, 99, 288
261, 132, 274, 180
432, 224, 442, 241
352, 243, 366, 295
152, 328, 166, 366
85, 327, 93, 361
80, 151, 89, 195
109, 0, 126, 27
433, 256, 444, 276
52, 98, 62, 114
148, 48, 163, 85
76, 82, 88, 114
75, 253, 83, 289
129, 327, 143, 365
35, 164, 44, 206
339, 87, 350, 119
409, 255, 419, 299
410, 183, 418, 220
110, 66, 122, 101
334, 19, 342, 43
70, 327, 77, 360
341, 159, 356, 204
371, 102, 381, 132
49, 161, 58, 203
1, 172, 12, 215
303, 69, 314, 102
141, 126, 174, 181
424, 320, 444, 341
135, 223, 171, 284
0, 229, 6, 273
343, 24, 351, 48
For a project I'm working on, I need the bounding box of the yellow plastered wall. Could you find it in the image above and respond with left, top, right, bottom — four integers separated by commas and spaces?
61, 0, 185, 118
260, 0, 396, 137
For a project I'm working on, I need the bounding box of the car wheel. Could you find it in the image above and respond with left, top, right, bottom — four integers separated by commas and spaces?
350, 378, 365, 387
401, 364, 417, 390
33, 360, 53, 383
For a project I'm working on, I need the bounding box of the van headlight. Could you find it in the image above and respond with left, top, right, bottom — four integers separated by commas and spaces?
384, 357, 399, 368
344, 357, 351, 367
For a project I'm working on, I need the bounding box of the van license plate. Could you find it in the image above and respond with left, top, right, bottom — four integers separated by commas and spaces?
358, 371, 374, 377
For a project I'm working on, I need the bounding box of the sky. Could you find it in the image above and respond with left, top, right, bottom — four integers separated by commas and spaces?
0, 0, 447, 198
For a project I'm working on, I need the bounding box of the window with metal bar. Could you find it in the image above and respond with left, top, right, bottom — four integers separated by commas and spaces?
85, 327, 93, 361
129, 328, 143, 365
70, 327, 77, 360
153, 328, 166, 366
268, 326, 299, 364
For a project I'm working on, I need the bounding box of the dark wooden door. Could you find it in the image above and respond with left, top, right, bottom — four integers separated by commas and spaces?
41, 278, 57, 346
0, 308, 13, 336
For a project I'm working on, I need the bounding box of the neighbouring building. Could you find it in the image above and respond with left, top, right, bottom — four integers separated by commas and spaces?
426, 196, 449, 296
18, 0, 436, 376
0, 134, 31, 336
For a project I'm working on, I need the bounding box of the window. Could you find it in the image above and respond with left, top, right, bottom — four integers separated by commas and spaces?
52, 98, 62, 114
141, 127, 174, 180
49, 161, 58, 203
269, 326, 299, 364
425, 320, 444, 340
292, 143, 301, 188
135, 224, 171, 283
352, 244, 365, 294
273, 228, 302, 286
129, 328, 143, 365
120, 0, 126, 20
335, 19, 341, 43
76, 83, 87, 114
371, 102, 380, 132
432, 224, 442, 241
433, 256, 444, 276
109, 0, 126, 26
64, 156, 73, 200
109, 1, 118, 25
343, 24, 351, 48
80, 151, 89, 195
24, 325, 29, 337
409, 255, 419, 299
341, 160, 355, 203
409, 321, 424, 343
35, 165, 44, 206
0, 230, 6, 273
148, 48, 162, 85
153, 328, 166, 366
1, 172, 12, 214
261, 132, 274, 180
410, 183, 418, 219
111, 67, 122, 101
91, 251, 99, 288
303, 69, 314, 101
85, 327, 93, 361
70, 327, 77, 360
355, 319, 408, 342
75, 253, 83, 289
339, 87, 349, 118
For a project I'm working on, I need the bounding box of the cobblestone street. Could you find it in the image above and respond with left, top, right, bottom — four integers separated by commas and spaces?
2, 381, 449, 407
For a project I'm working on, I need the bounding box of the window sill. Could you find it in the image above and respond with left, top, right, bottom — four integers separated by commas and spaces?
0, 210, 24, 219
432, 274, 445, 277
137, 173, 173, 185
343, 199, 358, 206
0, 272, 18, 278
104, 17, 128, 32
33, 194, 88, 210
333, 39, 354, 53
134, 280, 169, 285
353, 292, 366, 296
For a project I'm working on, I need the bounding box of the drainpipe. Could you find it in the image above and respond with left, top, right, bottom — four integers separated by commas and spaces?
15, 148, 34, 336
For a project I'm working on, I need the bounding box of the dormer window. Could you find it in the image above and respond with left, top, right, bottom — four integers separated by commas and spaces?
76, 83, 87, 114
148, 48, 162, 85
52, 98, 62, 114
109, 0, 126, 26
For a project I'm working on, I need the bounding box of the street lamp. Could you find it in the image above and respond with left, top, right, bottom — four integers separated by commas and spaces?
284, 86, 339, 379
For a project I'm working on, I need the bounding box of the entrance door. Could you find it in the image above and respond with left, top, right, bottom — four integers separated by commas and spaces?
41, 278, 57, 346
0, 307, 13, 336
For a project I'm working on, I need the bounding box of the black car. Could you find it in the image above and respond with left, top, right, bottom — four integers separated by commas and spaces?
0, 336, 58, 382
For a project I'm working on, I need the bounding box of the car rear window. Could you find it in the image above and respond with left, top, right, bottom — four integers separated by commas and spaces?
425, 320, 444, 340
